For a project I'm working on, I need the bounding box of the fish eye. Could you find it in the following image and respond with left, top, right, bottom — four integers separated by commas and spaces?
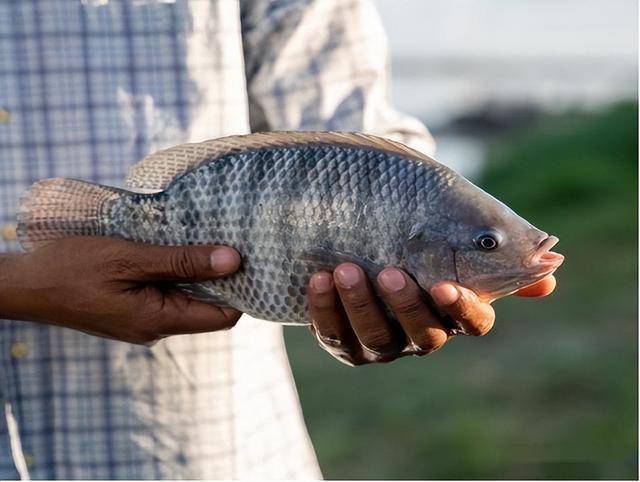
474, 231, 502, 251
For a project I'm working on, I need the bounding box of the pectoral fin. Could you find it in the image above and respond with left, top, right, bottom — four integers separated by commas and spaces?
176, 282, 231, 308
298, 247, 385, 280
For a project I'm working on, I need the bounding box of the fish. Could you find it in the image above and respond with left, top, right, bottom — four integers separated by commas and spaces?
16, 131, 564, 325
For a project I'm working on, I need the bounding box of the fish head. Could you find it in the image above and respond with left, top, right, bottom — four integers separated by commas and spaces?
405, 176, 564, 301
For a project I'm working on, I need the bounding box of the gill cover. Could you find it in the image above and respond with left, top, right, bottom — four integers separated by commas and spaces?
403, 222, 457, 291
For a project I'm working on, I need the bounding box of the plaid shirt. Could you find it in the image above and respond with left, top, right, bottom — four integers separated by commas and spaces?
0, 0, 434, 479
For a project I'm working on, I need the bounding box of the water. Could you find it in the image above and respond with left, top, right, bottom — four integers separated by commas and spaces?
373, 0, 637, 174
430, 134, 485, 179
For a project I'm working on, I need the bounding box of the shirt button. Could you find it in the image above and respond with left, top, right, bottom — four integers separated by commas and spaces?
1, 224, 17, 241
10, 342, 28, 359
24, 453, 36, 468
0, 108, 10, 124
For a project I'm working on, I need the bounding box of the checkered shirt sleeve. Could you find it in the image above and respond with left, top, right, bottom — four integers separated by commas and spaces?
241, 0, 435, 154
0, 0, 434, 479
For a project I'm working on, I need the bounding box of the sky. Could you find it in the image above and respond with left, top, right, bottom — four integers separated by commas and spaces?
372, 0, 638, 125
370, 0, 637, 173
374, 0, 637, 62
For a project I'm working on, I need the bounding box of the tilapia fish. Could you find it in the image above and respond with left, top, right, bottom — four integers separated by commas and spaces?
17, 132, 564, 325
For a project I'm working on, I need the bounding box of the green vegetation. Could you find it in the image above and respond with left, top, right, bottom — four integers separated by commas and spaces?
284, 101, 638, 479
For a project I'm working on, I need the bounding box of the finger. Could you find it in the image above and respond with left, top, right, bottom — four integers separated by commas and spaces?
430, 282, 495, 336
333, 263, 401, 356
377, 268, 448, 354
307, 272, 359, 357
516, 275, 556, 297
121, 243, 241, 282
156, 290, 241, 335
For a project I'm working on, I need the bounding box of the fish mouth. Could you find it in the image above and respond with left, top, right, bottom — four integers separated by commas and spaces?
462, 235, 564, 302
524, 235, 564, 274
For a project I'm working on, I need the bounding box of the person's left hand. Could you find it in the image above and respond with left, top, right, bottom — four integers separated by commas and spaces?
306, 263, 556, 366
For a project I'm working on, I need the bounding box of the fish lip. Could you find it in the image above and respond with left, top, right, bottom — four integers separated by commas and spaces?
525, 235, 564, 270
451, 235, 564, 302
472, 235, 564, 301
538, 235, 559, 253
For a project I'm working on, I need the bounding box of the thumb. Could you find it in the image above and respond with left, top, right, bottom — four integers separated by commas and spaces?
128, 244, 241, 282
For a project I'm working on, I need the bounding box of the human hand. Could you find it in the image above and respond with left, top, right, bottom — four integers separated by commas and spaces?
307, 263, 556, 366
0, 237, 241, 344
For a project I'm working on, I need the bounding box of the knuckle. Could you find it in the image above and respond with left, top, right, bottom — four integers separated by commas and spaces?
103, 257, 142, 278
460, 307, 494, 336
359, 329, 396, 354
169, 249, 200, 279
309, 293, 337, 311
468, 317, 494, 337
430, 330, 449, 350
342, 291, 373, 315
414, 329, 448, 353
392, 295, 426, 320
456, 303, 477, 322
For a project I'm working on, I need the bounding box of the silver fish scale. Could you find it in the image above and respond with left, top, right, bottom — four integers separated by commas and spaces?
103, 144, 443, 324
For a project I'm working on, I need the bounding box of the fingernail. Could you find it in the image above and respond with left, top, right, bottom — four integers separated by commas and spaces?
210, 248, 239, 273
310, 272, 332, 292
334, 264, 360, 289
378, 268, 406, 292
430, 283, 459, 306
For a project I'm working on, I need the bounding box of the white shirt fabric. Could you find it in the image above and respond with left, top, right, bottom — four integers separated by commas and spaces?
0, 0, 434, 478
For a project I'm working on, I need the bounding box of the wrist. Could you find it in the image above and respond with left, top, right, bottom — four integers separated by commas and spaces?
0, 253, 32, 320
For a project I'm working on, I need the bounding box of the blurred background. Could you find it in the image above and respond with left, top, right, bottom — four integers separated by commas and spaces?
284, 0, 638, 479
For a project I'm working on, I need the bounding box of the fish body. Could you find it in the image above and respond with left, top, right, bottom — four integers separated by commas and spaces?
17, 132, 563, 325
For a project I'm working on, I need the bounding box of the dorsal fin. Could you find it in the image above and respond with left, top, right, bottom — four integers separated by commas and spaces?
124, 131, 436, 191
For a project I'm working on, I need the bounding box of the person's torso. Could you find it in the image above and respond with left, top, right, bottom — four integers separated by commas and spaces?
0, 1, 320, 478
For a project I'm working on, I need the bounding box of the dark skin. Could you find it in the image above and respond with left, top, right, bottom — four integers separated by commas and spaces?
0, 237, 243, 344
307, 265, 556, 365
0, 237, 554, 361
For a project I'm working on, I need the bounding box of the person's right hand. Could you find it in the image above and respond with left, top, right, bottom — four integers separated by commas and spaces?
307, 263, 556, 366
0, 237, 242, 344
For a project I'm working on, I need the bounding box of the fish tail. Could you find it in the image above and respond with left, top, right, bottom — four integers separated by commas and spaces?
17, 178, 126, 251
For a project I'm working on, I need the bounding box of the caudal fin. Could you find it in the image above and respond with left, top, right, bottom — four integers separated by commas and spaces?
17, 178, 124, 251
